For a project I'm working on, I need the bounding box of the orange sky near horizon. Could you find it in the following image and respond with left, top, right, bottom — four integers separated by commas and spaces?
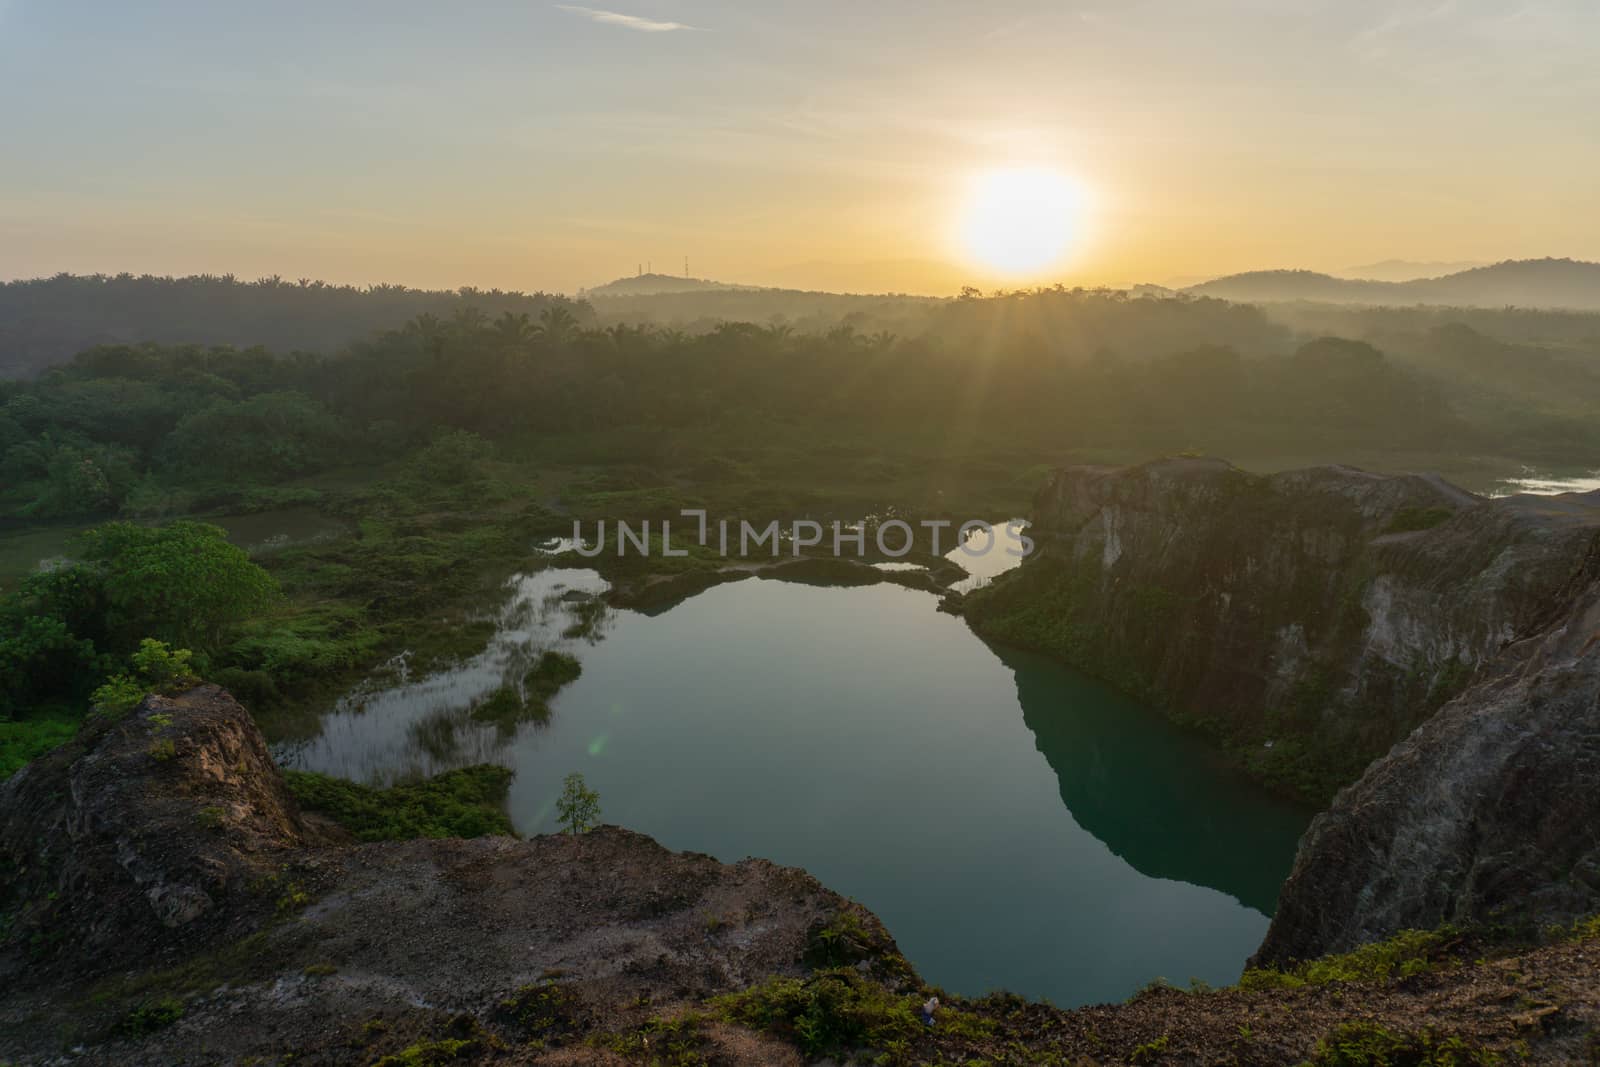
2, 2, 1597, 297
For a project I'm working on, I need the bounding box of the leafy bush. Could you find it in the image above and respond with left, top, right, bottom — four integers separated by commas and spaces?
73, 520, 280, 652
371, 1037, 478, 1066
90, 638, 199, 716
715, 969, 922, 1059
1306, 1022, 1498, 1066
0, 707, 78, 780
130, 638, 197, 688
119, 997, 184, 1037
89, 674, 147, 716
1240, 927, 1461, 990
410, 430, 494, 485
283, 765, 515, 841
555, 772, 601, 835
159, 390, 342, 482
0, 613, 105, 719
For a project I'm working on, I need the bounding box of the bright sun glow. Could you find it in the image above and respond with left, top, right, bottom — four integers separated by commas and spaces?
960, 168, 1086, 276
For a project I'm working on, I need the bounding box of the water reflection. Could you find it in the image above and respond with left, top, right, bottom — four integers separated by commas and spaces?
1002, 646, 1308, 915
946, 519, 1030, 594
274, 569, 610, 782
1492, 469, 1600, 497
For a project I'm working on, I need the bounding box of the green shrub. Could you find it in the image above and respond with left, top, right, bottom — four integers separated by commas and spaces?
90, 638, 200, 716
89, 674, 147, 716
1306, 1021, 1497, 1066
494, 982, 591, 1044
591, 1012, 711, 1064
715, 969, 921, 1059
0, 707, 78, 780
410, 430, 494, 485
119, 996, 184, 1037
372, 1037, 478, 1066
283, 765, 514, 841
1240, 927, 1460, 990
1130, 1034, 1171, 1064
555, 772, 601, 835
130, 638, 197, 688
803, 908, 903, 972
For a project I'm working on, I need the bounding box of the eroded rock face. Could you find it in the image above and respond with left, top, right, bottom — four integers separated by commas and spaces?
967, 458, 1600, 799
0, 685, 307, 983
968, 457, 1600, 957
1256, 555, 1600, 963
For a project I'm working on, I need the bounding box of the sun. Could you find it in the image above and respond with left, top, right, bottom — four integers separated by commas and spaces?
960, 168, 1086, 276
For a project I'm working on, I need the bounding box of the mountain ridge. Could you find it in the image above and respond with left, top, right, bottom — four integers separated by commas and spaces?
1185, 257, 1600, 309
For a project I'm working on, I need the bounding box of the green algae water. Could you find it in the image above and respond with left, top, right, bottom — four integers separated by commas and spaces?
280, 558, 1309, 1007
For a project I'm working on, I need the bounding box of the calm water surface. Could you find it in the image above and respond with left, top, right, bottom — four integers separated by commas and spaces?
280, 534, 1309, 1006
1492, 469, 1600, 496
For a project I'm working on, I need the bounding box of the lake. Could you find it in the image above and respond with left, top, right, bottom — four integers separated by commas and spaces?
1493, 469, 1600, 497
278, 537, 1310, 1007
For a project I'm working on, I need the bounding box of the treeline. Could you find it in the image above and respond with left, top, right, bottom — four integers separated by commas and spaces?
0, 289, 1501, 523
0, 273, 592, 380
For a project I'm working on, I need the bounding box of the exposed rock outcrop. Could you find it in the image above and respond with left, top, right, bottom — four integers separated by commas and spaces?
966, 457, 1600, 957
1256, 544, 1600, 963
966, 458, 1600, 801
0, 685, 310, 983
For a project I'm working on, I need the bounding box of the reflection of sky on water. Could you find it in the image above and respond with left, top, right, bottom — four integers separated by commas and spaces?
272, 569, 609, 783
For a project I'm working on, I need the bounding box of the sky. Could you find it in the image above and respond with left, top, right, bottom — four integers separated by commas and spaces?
1, 0, 1597, 295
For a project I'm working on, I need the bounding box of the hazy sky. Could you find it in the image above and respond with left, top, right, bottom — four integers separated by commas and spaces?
2, 0, 1597, 294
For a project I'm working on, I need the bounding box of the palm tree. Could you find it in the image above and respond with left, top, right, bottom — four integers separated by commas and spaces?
493, 311, 535, 346
534, 305, 580, 345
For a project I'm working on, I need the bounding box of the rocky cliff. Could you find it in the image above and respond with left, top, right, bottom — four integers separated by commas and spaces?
965, 458, 1600, 803
1256, 540, 1600, 964
966, 457, 1600, 958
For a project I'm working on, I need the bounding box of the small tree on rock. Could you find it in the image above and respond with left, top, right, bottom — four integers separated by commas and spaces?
556, 772, 601, 835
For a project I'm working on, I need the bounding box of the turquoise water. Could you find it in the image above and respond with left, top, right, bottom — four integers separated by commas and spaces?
282, 559, 1308, 1007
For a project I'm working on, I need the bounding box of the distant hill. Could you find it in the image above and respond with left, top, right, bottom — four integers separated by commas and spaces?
1186, 258, 1600, 310
1336, 259, 1486, 282
0, 273, 585, 379
581, 273, 761, 298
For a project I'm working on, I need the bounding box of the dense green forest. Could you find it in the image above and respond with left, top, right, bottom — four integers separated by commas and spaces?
3, 282, 1599, 779
7, 287, 1564, 524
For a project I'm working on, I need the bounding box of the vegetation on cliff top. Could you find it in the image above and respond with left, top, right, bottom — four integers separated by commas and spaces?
0, 522, 277, 777
282, 764, 515, 841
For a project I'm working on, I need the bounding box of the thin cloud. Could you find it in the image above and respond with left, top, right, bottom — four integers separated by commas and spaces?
555, 5, 696, 32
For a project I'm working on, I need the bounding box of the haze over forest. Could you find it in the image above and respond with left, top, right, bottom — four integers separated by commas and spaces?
7, 4, 1600, 1064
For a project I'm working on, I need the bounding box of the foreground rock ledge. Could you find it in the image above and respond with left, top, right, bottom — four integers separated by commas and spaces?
0, 686, 848, 1063
4, 686, 1600, 1065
